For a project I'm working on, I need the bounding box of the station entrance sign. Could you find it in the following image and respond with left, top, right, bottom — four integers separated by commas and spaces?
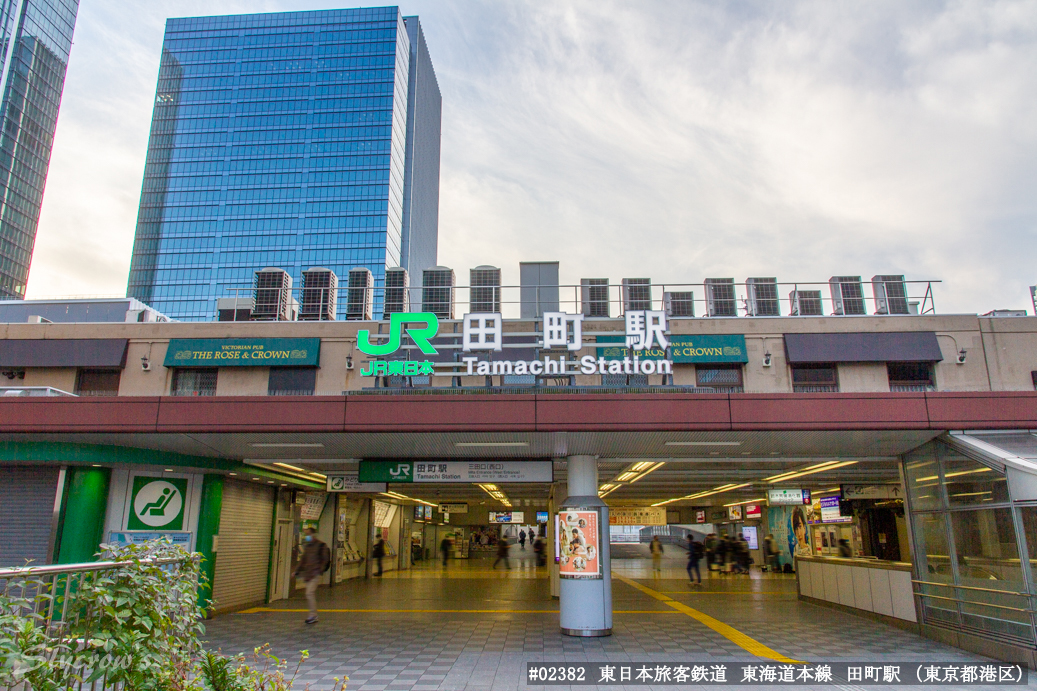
359, 460, 553, 484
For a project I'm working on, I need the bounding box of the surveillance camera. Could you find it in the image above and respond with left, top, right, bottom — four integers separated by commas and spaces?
956, 349, 967, 365
346, 355, 354, 370
762, 352, 773, 367
141, 355, 151, 371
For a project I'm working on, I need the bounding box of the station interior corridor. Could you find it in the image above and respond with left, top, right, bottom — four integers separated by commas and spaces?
204, 548, 1001, 691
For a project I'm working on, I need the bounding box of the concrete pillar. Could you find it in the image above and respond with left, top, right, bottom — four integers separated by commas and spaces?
558, 455, 612, 637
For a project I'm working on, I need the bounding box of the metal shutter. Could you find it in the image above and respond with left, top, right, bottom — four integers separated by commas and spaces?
0, 466, 60, 567
212, 480, 274, 613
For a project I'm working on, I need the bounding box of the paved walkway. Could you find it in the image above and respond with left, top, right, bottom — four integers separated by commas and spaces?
204, 551, 1027, 690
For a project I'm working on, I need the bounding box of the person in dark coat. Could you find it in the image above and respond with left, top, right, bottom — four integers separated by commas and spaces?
493, 535, 511, 569
372, 535, 386, 577
687, 535, 703, 586
294, 527, 330, 624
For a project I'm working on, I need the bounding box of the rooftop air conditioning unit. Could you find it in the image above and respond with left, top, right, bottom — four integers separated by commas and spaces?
621, 278, 652, 313
830, 276, 866, 315
789, 289, 823, 316
704, 278, 737, 317
217, 297, 254, 322
746, 277, 780, 316
871, 275, 909, 315
581, 278, 610, 317
252, 268, 292, 321
345, 268, 373, 321
299, 267, 338, 321
383, 267, 409, 318
663, 291, 695, 318
470, 265, 502, 313
422, 266, 455, 319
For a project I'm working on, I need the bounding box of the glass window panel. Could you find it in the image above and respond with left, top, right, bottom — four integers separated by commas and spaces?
904, 442, 943, 511
268, 367, 316, 395
75, 370, 121, 397
950, 508, 1033, 643
912, 512, 959, 627
940, 445, 1010, 507
172, 368, 218, 396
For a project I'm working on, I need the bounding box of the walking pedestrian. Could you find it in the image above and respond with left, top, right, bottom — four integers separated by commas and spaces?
650, 535, 664, 573
519, 529, 527, 550
440, 535, 452, 566
687, 535, 703, 586
704, 533, 717, 572
372, 534, 386, 576
763, 533, 780, 572
294, 527, 330, 624
493, 535, 511, 569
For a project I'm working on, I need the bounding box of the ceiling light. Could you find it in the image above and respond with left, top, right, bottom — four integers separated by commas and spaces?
599, 484, 615, 491
724, 497, 766, 507
651, 482, 752, 507
628, 462, 665, 483
164, 469, 174, 472
764, 460, 842, 483
273, 462, 309, 473
944, 468, 993, 479
615, 471, 638, 481
665, 441, 742, 446
768, 460, 858, 483
630, 461, 654, 472
455, 442, 529, 447
229, 472, 237, 476
308, 472, 327, 480
249, 443, 324, 448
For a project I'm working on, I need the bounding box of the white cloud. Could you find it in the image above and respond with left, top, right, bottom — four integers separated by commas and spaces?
26, 0, 1037, 314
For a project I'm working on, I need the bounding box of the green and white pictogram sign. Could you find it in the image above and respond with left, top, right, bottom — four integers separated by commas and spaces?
127, 477, 188, 530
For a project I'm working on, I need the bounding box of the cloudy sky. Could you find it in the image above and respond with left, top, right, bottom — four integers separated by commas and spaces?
25, 0, 1037, 313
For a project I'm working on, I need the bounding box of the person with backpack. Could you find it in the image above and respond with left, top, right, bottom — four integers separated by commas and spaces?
294, 527, 331, 624
687, 535, 703, 586
519, 530, 527, 550
372, 535, 386, 577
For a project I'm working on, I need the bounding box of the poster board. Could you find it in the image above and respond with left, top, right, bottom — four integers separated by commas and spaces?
558, 509, 602, 579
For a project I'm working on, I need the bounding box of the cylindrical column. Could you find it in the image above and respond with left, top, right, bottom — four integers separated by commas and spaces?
559, 455, 612, 637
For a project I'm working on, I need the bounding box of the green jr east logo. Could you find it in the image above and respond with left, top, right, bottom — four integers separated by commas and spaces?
356, 312, 440, 377
356, 312, 440, 356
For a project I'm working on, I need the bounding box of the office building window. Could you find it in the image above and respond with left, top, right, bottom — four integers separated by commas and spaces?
888, 362, 935, 392
268, 367, 316, 396
791, 364, 838, 393
171, 369, 218, 397
75, 370, 122, 397
696, 365, 744, 392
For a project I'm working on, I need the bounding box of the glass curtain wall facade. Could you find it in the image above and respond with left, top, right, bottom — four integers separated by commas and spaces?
126, 7, 441, 320
904, 437, 1036, 649
0, 0, 79, 299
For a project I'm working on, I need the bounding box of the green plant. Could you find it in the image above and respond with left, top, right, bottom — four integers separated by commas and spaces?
63, 540, 206, 690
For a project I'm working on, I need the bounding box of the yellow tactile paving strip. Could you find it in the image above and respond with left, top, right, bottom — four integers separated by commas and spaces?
613, 575, 806, 664
238, 607, 680, 614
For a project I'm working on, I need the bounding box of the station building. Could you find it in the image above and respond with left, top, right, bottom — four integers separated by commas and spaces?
0, 272, 1035, 667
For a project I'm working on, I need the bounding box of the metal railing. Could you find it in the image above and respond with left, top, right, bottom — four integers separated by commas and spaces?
0, 387, 76, 397
214, 278, 942, 322
912, 579, 1037, 648
0, 557, 198, 691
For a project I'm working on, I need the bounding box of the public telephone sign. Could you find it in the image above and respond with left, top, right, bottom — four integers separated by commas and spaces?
127, 477, 188, 531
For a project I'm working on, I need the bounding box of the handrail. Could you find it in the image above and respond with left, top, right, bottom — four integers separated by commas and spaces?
911, 579, 1032, 598
915, 592, 1036, 614
0, 556, 194, 578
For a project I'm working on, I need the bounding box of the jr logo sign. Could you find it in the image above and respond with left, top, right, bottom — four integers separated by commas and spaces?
127, 477, 188, 530
356, 312, 440, 356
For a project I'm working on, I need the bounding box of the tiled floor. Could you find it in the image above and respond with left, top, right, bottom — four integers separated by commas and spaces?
204, 551, 1030, 690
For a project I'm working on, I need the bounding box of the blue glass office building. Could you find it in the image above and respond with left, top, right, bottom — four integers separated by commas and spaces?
126, 7, 441, 320
0, 0, 79, 299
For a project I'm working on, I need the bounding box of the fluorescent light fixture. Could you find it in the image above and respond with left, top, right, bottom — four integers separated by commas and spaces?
628, 462, 665, 483
768, 460, 857, 484
250, 443, 324, 448
308, 472, 327, 480
651, 482, 752, 507
599, 484, 615, 491
724, 497, 766, 507
764, 460, 843, 483
665, 441, 742, 446
273, 462, 309, 473
950, 491, 992, 498
945, 467, 993, 479
615, 471, 638, 482
630, 461, 654, 472
455, 442, 529, 447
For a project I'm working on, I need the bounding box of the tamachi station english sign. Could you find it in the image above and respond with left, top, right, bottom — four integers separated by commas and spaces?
356, 311, 679, 377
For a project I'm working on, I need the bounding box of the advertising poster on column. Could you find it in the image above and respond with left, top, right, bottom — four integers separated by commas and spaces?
558, 509, 601, 579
